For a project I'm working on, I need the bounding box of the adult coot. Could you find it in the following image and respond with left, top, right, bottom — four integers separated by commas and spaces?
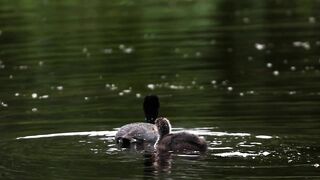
115, 95, 160, 148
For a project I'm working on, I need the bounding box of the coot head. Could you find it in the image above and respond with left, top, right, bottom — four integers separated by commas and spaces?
143, 95, 160, 123
155, 117, 171, 138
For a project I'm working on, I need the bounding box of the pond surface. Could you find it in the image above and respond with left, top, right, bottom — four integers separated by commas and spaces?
1, 0, 320, 179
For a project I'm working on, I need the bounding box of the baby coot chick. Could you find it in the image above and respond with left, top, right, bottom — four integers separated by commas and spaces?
115, 95, 160, 148
155, 117, 207, 153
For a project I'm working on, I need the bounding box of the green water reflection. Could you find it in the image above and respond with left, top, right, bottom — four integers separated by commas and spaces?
1, 0, 320, 179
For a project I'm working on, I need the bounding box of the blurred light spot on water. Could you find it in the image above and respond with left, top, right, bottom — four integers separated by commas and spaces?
243, 17, 250, 24
82, 47, 91, 57
209, 147, 233, 150
261, 151, 271, 156
211, 80, 216, 85
82, 47, 88, 53
31, 108, 38, 112
221, 80, 229, 86
31, 93, 38, 99
290, 66, 296, 71
38, 61, 44, 66
105, 83, 118, 91
266, 62, 273, 68
238, 142, 256, 148
251, 142, 262, 145
227, 86, 233, 91
169, 85, 184, 90
56, 86, 63, 91
14, 93, 20, 97
314, 163, 320, 168
102, 48, 113, 54
255, 43, 266, 50
174, 129, 250, 137
39, 95, 49, 99
122, 87, 132, 94
214, 151, 264, 158
90, 148, 99, 154
293, 41, 310, 50
107, 148, 119, 152
213, 151, 270, 157
16, 130, 117, 139
1, 101, 8, 107
273, 70, 280, 76
99, 137, 115, 142
256, 135, 273, 139
147, 84, 155, 90
123, 47, 134, 54
9, 75, 13, 79
239, 92, 244, 97
309, 17, 316, 24
118, 44, 134, 54
136, 93, 141, 98
288, 91, 296, 95
19, 65, 28, 70
247, 90, 255, 95
119, 44, 125, 49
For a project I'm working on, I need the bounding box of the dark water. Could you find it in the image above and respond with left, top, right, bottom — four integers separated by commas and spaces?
1, 0, 320, 179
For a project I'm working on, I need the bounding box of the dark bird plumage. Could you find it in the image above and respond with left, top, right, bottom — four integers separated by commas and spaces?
155, 117, 207, 153
115, 95, 160, 148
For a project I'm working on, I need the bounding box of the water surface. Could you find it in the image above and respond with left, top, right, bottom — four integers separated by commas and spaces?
1, 0, 320, 179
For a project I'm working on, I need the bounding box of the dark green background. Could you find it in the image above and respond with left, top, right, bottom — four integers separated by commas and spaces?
0, 0, 319, 179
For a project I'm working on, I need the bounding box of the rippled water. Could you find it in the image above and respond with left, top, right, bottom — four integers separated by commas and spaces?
1, 0, 320, 179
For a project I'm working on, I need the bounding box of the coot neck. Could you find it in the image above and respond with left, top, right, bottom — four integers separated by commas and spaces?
143, 95, 160, 124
